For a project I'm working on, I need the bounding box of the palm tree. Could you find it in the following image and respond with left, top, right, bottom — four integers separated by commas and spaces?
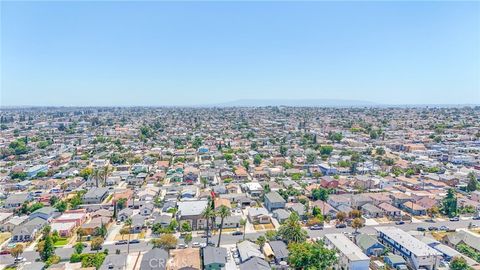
216, 205, 231, 247
202, 207, 216, 246
201, 177, 208, 189
240, 218, 247, 241
93, 168, 101, 187
77, 228, 85, 243
101, 165, 113, 187
318, 188, 329, 216
125, 218, 132, 254
277, 213, 307, 244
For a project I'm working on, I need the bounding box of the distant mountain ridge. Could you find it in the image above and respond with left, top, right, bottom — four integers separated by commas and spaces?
212, 99, 378, 107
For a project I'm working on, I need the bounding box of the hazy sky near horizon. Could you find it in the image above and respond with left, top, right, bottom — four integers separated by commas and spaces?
1, 1, 479, 106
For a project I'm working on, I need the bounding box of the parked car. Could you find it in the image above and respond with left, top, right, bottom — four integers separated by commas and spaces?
449, 217, 460, 222
472, 216, 480, 220
129, 239, 140, 244
14, 257, 26, 263
395, 221, 405, 225
192, 242, 200, 248
309, 224, 323, 230
232, 231, 243, 236
425, 219, 435, 223
177, 244, 187, 249
439, 226, 449, 231
428, 226, 438, 231
0, 250, 10, 255
115, 240, 128, 245
200, 232, 212, 238
417, 227, 426, 231
335, 223, 347, 229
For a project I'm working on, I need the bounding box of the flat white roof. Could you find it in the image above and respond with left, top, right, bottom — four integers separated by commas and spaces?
375, 226, 442, 257
324, 233, 369, 262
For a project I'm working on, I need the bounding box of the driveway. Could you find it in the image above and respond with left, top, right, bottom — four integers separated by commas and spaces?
106, 222, 123, 244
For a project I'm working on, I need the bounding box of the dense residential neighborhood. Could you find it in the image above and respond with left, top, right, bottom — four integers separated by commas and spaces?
0, 106, 480, 270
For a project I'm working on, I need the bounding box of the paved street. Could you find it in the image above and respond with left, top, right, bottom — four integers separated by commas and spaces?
2, 218, 479, 267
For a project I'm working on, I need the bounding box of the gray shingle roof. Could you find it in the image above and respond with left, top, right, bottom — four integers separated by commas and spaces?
203, 246, 227, 266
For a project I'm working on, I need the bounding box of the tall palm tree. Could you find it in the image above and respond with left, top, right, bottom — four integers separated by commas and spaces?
93, 168, 101, 188
125, 218, 132, 254
202, 207, 216, 246
240, 218, 247, 241
216, 205, 231, 247
101, 165, 113, 187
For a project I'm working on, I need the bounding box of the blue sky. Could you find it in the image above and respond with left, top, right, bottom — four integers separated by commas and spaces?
1, 1, 479, 106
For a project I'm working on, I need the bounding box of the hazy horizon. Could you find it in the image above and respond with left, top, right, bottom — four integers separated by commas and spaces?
1, 1, 479, 106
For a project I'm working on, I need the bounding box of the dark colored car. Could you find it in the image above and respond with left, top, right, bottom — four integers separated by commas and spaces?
129, 239, 140, 244
232, 231, 243, 236
417, 227, 426, 231
428, 226, 438, 231
115, 240, 128, 245
395, 221, 405, 225
335, 223, 347, 229
472, 216, 480, 220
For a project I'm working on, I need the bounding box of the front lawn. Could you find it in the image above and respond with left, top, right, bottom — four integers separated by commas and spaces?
54, 237, 69, 247
0, 232, 11, 245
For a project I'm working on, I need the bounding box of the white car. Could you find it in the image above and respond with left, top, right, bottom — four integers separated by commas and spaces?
14, 257, 26, 263
192, 242, 200, 248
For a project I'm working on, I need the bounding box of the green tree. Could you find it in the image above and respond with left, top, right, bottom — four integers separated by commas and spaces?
91, 237, 104, 252
74, 242, 84, 254
79, 167, 93, 180
253, 154, 262, 166
202, 206, 216, 246
240, 218, 247, 241
328, 132, 343, 143
201, 177, 208, 189
184, 233, 193, 246
467, 172, 478, 192
216, 205, 231, 247
306, 149, 317, 164
181, 222, 192, 232
39, 234, 55, 261
442, 188, 458, 218
375, 147, 385, 155
288, 240, 337, 270
125, 218, 132, 254
55, 200, 68, 213
265, 230, 278, 241
277, 213, 307, 244
150, 234, 177, 249
312, 188, 329, 216
450, 256, 471, 270
256, 236, 266, 249
319, 145, 334, 156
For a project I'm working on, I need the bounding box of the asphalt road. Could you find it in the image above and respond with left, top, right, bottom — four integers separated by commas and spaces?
2, 218, 479, 266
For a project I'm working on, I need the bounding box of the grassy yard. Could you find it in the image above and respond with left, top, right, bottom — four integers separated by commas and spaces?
254, 223, 275, 230
54, 237, 70, 247
0, 232, 11, 245
430, 231, 449, 241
